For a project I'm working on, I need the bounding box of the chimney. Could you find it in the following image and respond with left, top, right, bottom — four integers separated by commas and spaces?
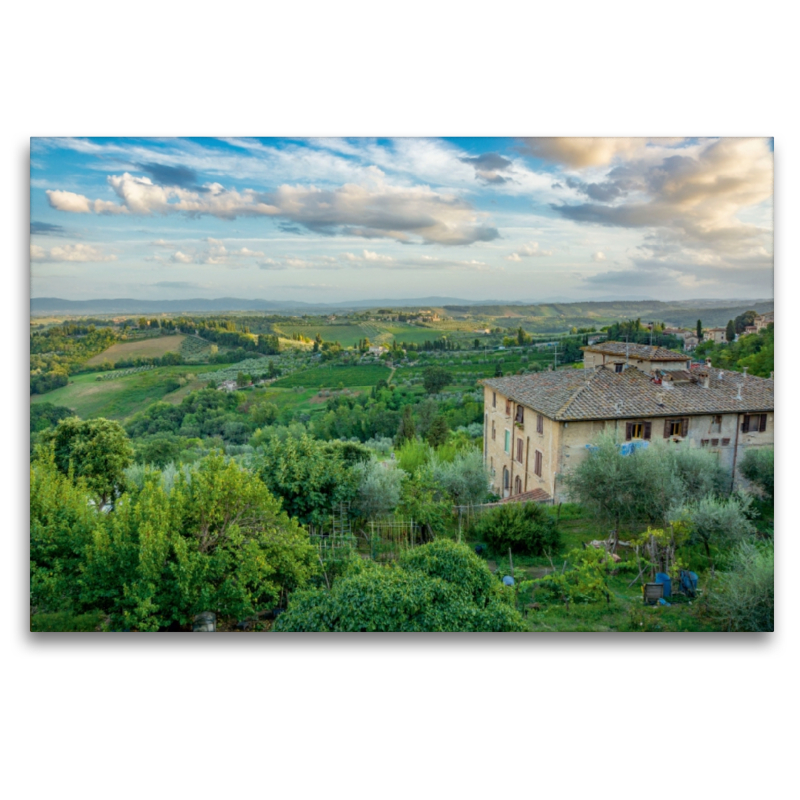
702, 373, 710, 389
655, 391, 665, 406
705, 358, 712, 368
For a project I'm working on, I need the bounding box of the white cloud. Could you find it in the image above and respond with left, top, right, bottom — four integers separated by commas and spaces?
46, 190, 92, 213
592, 251, 606, 262
506, 241, 553, 260
30, 243, 116, 262
520, 137, 687, 169
46, 170, 499, 246
170, 251, 193, 264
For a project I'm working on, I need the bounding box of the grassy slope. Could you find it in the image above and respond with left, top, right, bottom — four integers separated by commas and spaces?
85, 334, 186, 365
30, 364, 224, 420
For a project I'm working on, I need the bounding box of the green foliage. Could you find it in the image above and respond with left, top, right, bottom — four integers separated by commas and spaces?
352, 460, 405, 519
396, 468, 453, 538
41, 416, 134, 506
30, 402, 75, 434
675, 492, 756, 564
566, 433, 728, 532
739, 447, 774, 500
694, 325, 773, 377
81, 454, 317, 630
396, 438, 434, 474
426, 415, 449, 447
725, 320, 736, 342
472, 501, 560, 555
533, 547, 616, 605
255, 432, 359, 526
274, 540, 525, 632
133, 432, 184, 467
394, 404, 416, 447
706, 539, 774, 631
30, 454, 99, 613
422, 366, 452, 394
429, 448, 490, 506
251, 400, 279, 426
30, 611, 104, 632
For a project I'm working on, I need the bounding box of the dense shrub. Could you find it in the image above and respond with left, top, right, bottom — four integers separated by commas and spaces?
274, 540, 524, 632
739, 448, 774, 500
472, 501, 560, 555
706, 539, 774, 631
30, 611, 104, 632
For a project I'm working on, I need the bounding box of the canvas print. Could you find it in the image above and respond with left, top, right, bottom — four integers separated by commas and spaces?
29, 137, 774, 632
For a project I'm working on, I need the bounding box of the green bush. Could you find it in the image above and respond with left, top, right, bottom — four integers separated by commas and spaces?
472, 501, 560, 555
274, 540, 525, 632
30, 611, 104, 632
739, 448, 774, 500
706, 539, 774, 631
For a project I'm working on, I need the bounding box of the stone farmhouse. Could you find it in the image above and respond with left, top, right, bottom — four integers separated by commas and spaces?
481, 341, 774, 503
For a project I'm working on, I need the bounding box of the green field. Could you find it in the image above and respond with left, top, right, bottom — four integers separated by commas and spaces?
270, 363, 392, 389
85, 334, 186, 366
272, 324, 370, 347
30, 363, 223, 420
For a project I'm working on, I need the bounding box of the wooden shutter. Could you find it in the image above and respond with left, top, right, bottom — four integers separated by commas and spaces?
759, 414, 767, 432
681, 418, 689, 437
644, 421, 652, 440
741, 414, 750, 433
626, 422, 633, 441
663, 420, 671, 438
535, 450, 542, 476
516, 438, 523, 462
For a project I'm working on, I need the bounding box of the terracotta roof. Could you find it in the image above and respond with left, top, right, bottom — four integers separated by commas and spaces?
499, 488, 552, 504
482, 365, 773, 421
582, 341, 688, 361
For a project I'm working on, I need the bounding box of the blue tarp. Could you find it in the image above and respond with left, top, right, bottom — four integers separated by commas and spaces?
655, 572, 671, 598
502, 575, 515, 586
585, 440, 649, 456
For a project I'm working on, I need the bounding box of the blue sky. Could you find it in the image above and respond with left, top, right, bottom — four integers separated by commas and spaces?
30, 137, 773, 303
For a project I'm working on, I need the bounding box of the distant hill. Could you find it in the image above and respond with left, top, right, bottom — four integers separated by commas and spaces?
31, 296, 774, 327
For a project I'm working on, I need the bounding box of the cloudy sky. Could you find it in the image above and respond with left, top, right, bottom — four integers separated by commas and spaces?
30, 137, 773, 303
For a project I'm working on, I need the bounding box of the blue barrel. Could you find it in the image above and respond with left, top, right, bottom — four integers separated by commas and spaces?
655, 572, 671, 598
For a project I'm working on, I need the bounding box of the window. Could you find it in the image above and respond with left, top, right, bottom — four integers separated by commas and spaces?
516, 437, 524, 463
504, 429, 510, 454
663, 418, 689, 438
721, 437, 731, 446
492, 392, 496, 408
536, 413, 544, 434
534, 450, 543, 477
505, 399, 512, 416
711, 414, 722, 433
514, 476, 522, 495
614, 363, 624, 373
515, 405, 524, 424
625, 421, 652, 441
503, 467, 510, 491
491, 421, 496, 440
741, 414, 767, 433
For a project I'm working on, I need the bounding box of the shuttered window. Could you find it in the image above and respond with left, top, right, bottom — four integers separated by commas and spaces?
491, 421, 496, 440
492, 392, 496, 408
534, 450, 543, 476
516, 437, 524, 462
536, 413, 544, 434
504, 429, 510, 453
742, 414, 768, 433
515, 405, 524, 423
664, 418, 689, 438
626, 421, 651, 440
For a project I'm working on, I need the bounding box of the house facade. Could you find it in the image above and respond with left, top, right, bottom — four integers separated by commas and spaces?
482, 341, 774, 503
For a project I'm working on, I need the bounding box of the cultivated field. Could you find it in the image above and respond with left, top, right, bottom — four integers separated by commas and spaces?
85, 334, 186, 365
30, 363, 218, 420
270, 363, 391, 389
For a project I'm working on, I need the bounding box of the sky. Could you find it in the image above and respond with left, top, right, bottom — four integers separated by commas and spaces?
29, 136, 774, 304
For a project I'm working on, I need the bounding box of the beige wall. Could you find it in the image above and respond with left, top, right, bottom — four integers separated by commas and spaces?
583, 350, 690, 374
484, 385, 774, 503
